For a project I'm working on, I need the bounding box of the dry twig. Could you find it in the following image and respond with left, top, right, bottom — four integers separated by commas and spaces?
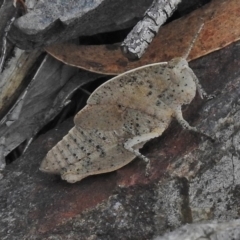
121, 0, 182, 60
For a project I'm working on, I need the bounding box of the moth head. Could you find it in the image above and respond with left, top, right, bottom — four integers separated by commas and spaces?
168, 57, 189, 70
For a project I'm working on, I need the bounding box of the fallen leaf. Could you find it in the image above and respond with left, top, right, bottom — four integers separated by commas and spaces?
46, 0, 240, 75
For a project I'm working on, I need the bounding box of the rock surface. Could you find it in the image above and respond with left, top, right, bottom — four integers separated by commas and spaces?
1, 40, 240, 239
8, 0, 210, 50
0, 54, 101, 164
153, 219, 240, 240
8, 0, 153, 50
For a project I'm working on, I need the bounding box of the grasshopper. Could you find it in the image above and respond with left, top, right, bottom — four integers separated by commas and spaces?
40, 23, 212, 183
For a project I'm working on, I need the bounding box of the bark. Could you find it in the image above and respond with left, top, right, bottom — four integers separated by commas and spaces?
121, 0, 182, 60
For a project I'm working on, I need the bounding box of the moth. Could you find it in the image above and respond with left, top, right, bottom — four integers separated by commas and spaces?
40, 24, 212, 183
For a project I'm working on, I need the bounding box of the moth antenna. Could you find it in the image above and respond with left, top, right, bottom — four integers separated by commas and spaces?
183, 20, 204, 60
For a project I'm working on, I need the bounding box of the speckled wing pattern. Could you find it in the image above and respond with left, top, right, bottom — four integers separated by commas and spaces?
40, 58, 199, 183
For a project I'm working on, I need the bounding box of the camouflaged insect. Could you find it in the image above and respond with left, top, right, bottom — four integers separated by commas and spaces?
40, 55, 212, 183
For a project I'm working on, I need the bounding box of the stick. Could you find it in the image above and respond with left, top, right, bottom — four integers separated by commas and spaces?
121, 0, 182, 60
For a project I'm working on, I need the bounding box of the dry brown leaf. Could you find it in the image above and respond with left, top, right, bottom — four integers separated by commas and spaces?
46, 0, 240, 75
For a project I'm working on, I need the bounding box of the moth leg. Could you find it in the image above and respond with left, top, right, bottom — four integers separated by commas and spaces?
189, 69, 214, 100
174, 106, 214, 141
123, 132, 160, 176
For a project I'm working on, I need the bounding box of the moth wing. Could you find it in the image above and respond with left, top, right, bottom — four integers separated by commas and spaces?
40, 104, 128, 177
40, 96, 173, 183
87, 63, 170, 111
39, 125, 127, 175
61, 107, 171, 183
74, 104, 124, 131
61, 142, 136, 183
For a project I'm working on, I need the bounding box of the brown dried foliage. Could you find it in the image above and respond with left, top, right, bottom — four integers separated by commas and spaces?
46, 0, 240, 75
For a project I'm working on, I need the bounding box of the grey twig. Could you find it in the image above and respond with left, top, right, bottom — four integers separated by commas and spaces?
121, 0, 182, 60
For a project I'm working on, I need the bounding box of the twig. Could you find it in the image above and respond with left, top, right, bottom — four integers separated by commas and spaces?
121, 0, 182, 60
22, 137, 33, 154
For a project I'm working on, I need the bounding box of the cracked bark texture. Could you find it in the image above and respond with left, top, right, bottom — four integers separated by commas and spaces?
121, 0, 182, 60
0, 39, 240, 239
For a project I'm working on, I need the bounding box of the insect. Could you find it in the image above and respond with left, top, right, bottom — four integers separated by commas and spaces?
40, 23, 212, 183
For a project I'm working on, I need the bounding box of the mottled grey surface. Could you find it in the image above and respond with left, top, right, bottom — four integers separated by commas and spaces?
153, 219, 240, 240
8, 0, 153, 49
0, 0, 16, 53
8, 0, 210, 50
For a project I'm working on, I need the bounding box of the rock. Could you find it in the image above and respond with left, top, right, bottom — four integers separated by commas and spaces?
0, 54, 101, 169
8, 0, 210, 50
8, 0, 153, 50
0, 41, 240, 239
0, 48, 41, 120
0, 0, 15, 46
153, 219, 240, 240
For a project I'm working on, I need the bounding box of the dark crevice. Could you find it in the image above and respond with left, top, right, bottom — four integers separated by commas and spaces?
36, 75, 110, 136
178, 177, 193, 224
5, 140, 27, 165
72, 0, 211, 47
5, 73, 110, 165
78, 27, 132, 45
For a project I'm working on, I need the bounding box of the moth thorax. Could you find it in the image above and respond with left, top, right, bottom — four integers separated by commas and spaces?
177, 69, 196, 105
168, 57, 188, 69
